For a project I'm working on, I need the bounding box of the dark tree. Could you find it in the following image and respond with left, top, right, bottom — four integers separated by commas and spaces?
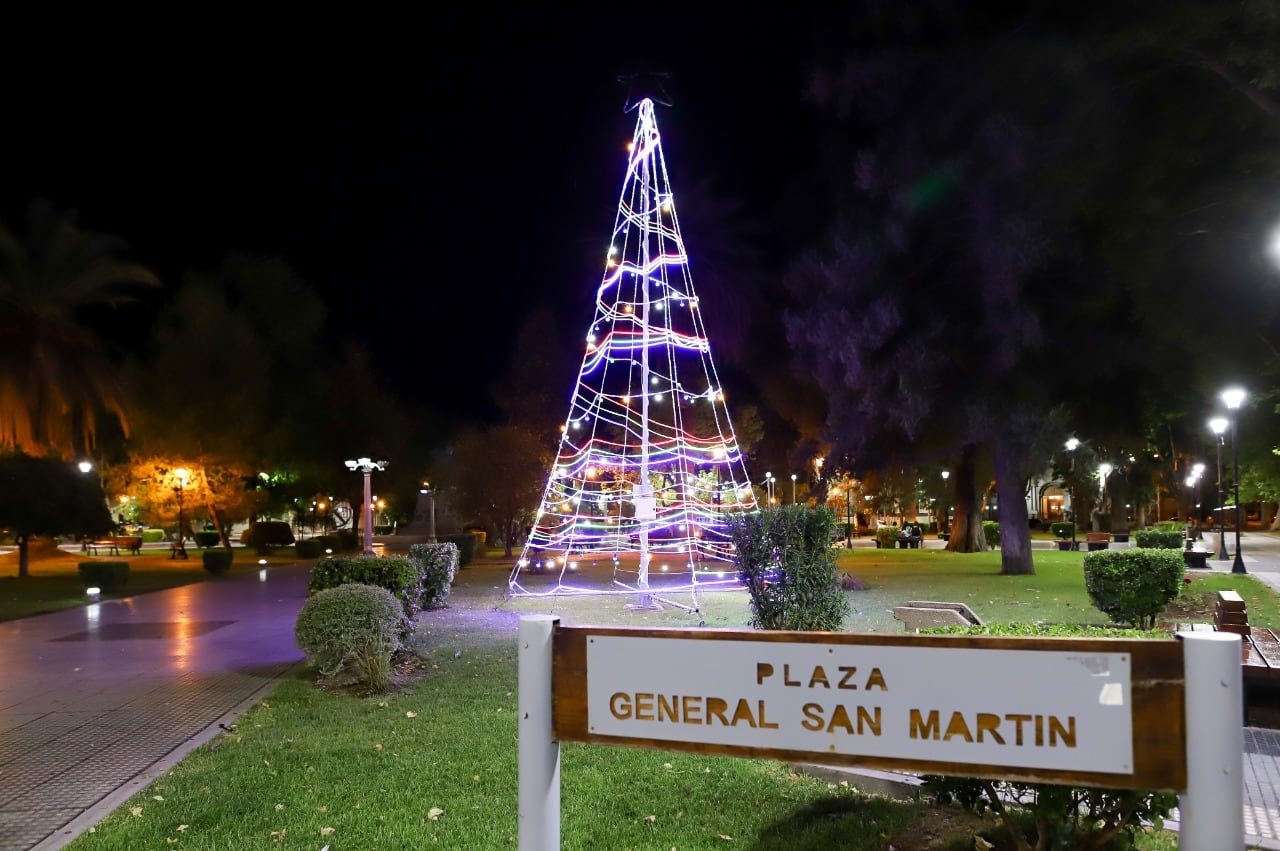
0, 453, 112, 577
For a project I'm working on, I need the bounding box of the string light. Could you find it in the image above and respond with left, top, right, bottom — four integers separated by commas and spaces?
510, 98, 757, 598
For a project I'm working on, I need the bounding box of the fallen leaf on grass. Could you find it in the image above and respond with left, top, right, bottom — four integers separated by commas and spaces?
177, 825, 188, 832
643, 815, 657, 823
718, 835, 733, 841
427, 807, 444, 820
405, 711, 417, 718
375, 744, 384, 751
129, 806, 143, 818
974, 837, 994, 851
151, 795, 164, 801
166, 839, 177, 845
320, 826, 335, 836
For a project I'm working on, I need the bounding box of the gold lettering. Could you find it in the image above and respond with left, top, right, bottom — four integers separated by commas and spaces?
808, 666, 830, 689
758, 700, 779, 730
838, 666, 858, 689
943, 711, 973, 742
801, 703, 824, 731
909, 709, 940, 740
975, 713, 1005, 745
784, 664, 800, 687
1049, 715, 1076, 748
756, 662, 774, 685
609, 692, 632, 720
827, 704, 855, 734
706, 697, 729, 725
682, 695, 702, 724
635, 693, 654, 721
731, 699, 757, 727
1035, 714, 1044, 747
1006, 713, 1031, 746
857, 705, 881, 736
864, 667, 888, 691
657, 694, 678, 722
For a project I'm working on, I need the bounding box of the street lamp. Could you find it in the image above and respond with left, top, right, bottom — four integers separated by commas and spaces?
764, 472, 776, 504
790, 473, 797, 504
1097, 462, 1112, 530
170, 467, 189, 560
420, 481, 437, 543
1064, 438, 1080, 551
345, 457, 388, 556
1209, 416, 1230, 560
1222, 386, 1247, 574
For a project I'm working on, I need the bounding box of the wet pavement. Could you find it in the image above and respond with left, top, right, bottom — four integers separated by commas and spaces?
0, 563, 310, 851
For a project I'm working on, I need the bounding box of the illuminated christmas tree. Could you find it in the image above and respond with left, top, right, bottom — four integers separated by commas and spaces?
508, 97, 757, 607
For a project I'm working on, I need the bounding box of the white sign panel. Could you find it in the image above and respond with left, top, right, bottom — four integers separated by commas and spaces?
586, 636, 1133, 775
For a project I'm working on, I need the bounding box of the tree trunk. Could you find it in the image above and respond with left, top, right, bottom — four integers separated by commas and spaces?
1109, 475, 1130, 535
994, 440, 1034, 575
946, 444, 987, 553
15, 533, 29, 578
206, 497, 231, 548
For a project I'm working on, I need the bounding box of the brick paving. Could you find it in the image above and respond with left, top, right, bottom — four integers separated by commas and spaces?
0, 563, 310, 851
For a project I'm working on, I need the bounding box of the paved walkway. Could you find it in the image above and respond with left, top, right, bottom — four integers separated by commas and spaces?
0, 536, 1279, 849
0, 563, 310, 851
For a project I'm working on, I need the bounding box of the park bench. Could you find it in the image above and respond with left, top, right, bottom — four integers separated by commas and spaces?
892, 600, 983, 632
85, 536, 143, 556
1085, 531, 1111, 551
1174, 590, 1280, 723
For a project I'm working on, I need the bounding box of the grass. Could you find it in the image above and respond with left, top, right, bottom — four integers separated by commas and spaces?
59, 544, 1267, 850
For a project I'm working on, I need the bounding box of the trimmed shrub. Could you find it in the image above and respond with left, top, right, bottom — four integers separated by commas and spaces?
202, 549, 233, 575
1049, 521, 1074, 540
335, 530, 359, 552
241, 521, 295, 551
311, 534, 340, 553
1153, 520, 1182, 533
141, 528, 165, 543
308, 555, 420, 636
193, 531, 221, 548
1083, 548, 1185, 629
78, 560, 129, 591
1133, 529, 1184, 549
408, 542, 459, 609
729, 504, 851, 632
294, 539, 325, 558
875, 525, 899, 549
442, 533, 478, 566
294, 583, 403, 686
982, 519, 1000, 548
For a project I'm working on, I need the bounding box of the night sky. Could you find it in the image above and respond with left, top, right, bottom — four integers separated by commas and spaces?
4, 9, 821, 425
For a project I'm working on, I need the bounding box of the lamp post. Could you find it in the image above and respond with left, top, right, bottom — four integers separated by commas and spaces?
1065, 438, 1079, 551
1222, 386, 1247, 574
941, 470, 951, 537
1209, 417, 1229, 560
420, 481, 437, 543
790, 473, 797, 504
345, 457, 388, 556
170, 467, 189, 560
764, 472, 775, 505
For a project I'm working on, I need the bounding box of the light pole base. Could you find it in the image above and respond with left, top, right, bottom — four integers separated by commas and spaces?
1232, 554, 1247, 574
1216, 531, 1230, 561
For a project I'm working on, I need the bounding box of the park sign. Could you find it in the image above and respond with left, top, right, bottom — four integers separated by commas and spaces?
520, 618, 1242, 850
551, 626, 1186, 790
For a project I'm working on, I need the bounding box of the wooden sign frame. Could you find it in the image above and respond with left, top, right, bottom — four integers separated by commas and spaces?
552, 626, 1186, 790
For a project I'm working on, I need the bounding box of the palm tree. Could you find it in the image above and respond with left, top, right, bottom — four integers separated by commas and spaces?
0, 200, 158, 458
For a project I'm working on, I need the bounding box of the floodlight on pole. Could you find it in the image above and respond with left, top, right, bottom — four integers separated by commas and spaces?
790, 473, 797, 504
170, 467, 190, 560
345, 457, 388, 556
1222, 386, 1247, 573
1064, 439, 1080, 551
1209, 416, 1229, 560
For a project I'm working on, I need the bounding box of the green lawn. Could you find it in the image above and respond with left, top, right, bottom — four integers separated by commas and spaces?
61, 546, 1269, 850
0, 546, 304, 621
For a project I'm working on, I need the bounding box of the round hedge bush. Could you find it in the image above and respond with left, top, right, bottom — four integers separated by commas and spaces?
295, 583, 404, 680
